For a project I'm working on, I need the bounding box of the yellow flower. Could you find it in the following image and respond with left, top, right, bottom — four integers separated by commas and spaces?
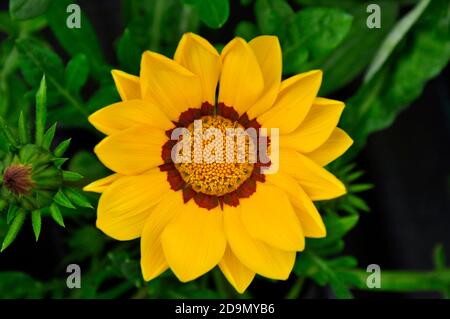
84, 33, 353, 293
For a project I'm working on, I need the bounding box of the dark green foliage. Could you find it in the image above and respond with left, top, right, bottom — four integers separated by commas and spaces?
194, 0, 230, 29
9, 0, 50, 21
342, 0, 450, 153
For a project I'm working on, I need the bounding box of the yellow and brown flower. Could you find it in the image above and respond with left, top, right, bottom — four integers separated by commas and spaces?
85, 33, 353, 293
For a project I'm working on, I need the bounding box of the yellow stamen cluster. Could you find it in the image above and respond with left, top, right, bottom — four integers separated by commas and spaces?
175, 115, 254, 196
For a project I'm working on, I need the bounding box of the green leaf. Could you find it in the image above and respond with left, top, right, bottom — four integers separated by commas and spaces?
18, 111, 30, 144
328, 256, 358, 268
6, 205, 19, 224
255, 0, 294, 35
235, 21, 258, 41
348, 183, 374, 193
16, 38, 89, 124
1, 209, 26, 252
108, 252, 143, 288
0, 14, 47, 36
0, 115, 18, 149
62, 170, 84, 182
65, 54, 90, 94
68, 150, 109, 180
195, 0, 230, 29
346, 170, 364, 182
34, 74, 47, 146
315, 239, 345, 257
343, 0, 450, 153
18, 144, 39, 164
53, 157, 68, 168
46, 0, 107, 81
86, 84, 119, 113
339, 204, 359, 216
49, 203, 65, 228
433, 244, 446, 270
0, 12, 16, 33
0, 272, 45, 298
326, 215, 359, 240
364, 0, 432, 83
116, 28, 141, 75
290, 8, 353, 60
53, 189, 75, 209
9, 0, 50, 21
17, 38, 64, 86
35, 190, 55, 209
347, 195, 370, 212
0, 200, 7, 212
329, 275, 354, 299
54, 138, 71, 157
294, 252, 354, 298
309, 215, 359, 250
433, 244, 450, 297
41, 122, 57, 150
64, 188, 92, 209
316, 1, 399, 95
255, 2, 355, 75
0, 133, 10, 153
67, 226, 105, 261
31, 210, 41, 241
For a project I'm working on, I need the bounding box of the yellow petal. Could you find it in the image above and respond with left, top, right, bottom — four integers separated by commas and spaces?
83, 173, 122, 193
280, 149, 346, 200
258, 70, 322, 134
247, 36, 282, 118
112, 70, 141, 101
280, 97, 345, 153
140, 51, 203, 121
174, 33, 221, 105
94, 125, 167, 175
266, 172, 326, 238
88, 100, 174, 135
161, 202, 226, 282
97, 170, 170, 240
223, 205, 296, 280
219, 246, 255, 293
306, 128, 353, 166
218, 37, 264, 115
240, 183, 304, 251
141, 191, 184, 281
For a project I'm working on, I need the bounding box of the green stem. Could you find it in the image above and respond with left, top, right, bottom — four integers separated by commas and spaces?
0, 47, 19, 81
285, 277, 305, 299
150, 0, 165, 52
212, 269, 229, 298
178, 5, 193, 35
340, 269, 450, 293
131, 287, 149, 299
0, 115, 18, 148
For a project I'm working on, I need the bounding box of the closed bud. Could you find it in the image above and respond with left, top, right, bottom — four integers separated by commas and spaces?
2, 164, 34, 195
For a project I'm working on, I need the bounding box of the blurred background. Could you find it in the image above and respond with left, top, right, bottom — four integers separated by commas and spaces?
0, 0, 449, 298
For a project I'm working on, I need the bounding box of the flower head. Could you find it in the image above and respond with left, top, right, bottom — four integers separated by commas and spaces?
85, 33, 353, 293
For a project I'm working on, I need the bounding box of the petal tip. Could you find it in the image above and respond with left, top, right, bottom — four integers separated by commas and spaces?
141, 262, 164, 282
82, 183, 97, 193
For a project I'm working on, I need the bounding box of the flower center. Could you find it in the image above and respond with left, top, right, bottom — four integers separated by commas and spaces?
175, 115, 254, 196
